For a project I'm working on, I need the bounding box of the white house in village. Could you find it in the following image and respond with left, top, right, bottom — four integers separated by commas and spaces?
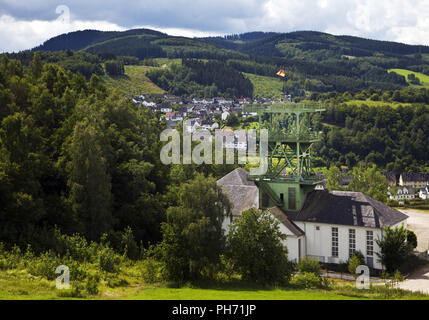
221, 111, 230, 121
218, 168, 409, 270
388, 186, 415, 201
419, 184, 429, 200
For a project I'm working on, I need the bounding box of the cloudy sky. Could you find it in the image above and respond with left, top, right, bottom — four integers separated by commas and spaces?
1, 0, 428, 52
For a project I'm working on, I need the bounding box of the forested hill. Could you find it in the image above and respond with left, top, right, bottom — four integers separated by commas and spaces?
27, 28, 429, 95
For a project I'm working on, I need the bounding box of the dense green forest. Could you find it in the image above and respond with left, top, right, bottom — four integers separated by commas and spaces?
29, 28, 429, 94
146, 59, 253, 97
314, 103, 428, 172
0, 53, 170, 250
0, 53, 242, 253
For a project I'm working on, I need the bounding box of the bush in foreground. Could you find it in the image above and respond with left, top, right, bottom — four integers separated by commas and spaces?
226, 208, 292, 285
296, 257, 321, 277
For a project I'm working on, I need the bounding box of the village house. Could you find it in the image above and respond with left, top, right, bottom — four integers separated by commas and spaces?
218, 168, 408, 269
399, 172, 429, 189
221, 111, 230, 121
388, 186, 415, 201
419, 184, 429, 200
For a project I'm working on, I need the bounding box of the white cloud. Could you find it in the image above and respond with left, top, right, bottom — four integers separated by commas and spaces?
1, 0, 429, 52
0, 14, 125, 53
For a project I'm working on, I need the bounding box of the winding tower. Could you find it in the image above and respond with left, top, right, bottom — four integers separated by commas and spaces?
246, 102, 325, 212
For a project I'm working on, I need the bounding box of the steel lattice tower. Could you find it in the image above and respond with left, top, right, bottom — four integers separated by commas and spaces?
245, 102, 325, 212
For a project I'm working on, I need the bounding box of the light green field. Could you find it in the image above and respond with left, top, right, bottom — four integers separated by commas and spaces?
388, 68, 429, 88
127, 287, 359, 300
243, 73, 284, 99
344, 99, 413, 108
102, 65, 165, 96
1, 268, 428, 300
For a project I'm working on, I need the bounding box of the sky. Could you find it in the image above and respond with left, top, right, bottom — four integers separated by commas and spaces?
1, 0, 429, 52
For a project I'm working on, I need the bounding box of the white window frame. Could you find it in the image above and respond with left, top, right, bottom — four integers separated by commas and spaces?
332, 227, 339, 257
366, 230, 374, 257
349, 229, 356, 258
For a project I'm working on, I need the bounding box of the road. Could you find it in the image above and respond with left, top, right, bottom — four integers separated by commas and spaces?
395, 209, 429, 294
396, 265, 429, 294
400, 209, 429, 253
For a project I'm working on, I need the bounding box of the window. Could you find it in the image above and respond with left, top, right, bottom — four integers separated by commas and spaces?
349, 229, 356, 257
332, 227, 338, 257
288, 187, 296, 210
366, 231, 374, 257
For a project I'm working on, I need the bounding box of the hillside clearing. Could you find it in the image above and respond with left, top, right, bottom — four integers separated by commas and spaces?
243, 73, 284, 99
102, 65, 165, 96
344, 99, 413, 108
388, 69, 429, 88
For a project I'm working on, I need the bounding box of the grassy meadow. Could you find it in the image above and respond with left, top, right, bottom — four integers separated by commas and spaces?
388, 68, 429, 88
102, 65, 165, 96
243, 73, 284, 99
1, 262, 428, 300
344, 99, 413, 108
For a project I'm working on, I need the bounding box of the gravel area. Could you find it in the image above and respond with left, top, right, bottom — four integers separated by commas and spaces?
395, 209, 429, 294
399, 209, 429, 253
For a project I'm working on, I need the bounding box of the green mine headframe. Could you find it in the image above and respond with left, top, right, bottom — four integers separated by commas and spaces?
245, 101, 325, 212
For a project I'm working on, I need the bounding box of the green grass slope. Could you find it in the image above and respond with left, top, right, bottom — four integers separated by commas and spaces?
102, 65, 165, 96
388, 69, 429, 88
243, 73, 284, 99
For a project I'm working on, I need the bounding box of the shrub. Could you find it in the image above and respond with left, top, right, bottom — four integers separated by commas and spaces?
350, 251, 365, 265
85, 274, 100, 295
99, 247, 119, 273
227, 209, 292, 284
0, 258, 8, 270
293, 272, 324, 289
296, 257, 321, 276
53, 228, 97, 263
66, 259, 89, 282
57, 283, 84, 298
27, 251, 60, 280
107, 277, 129, 288
393, 270, 404, 282
348, 255, 361, 278
121, 227, 140, 260
141, 258, 165, 284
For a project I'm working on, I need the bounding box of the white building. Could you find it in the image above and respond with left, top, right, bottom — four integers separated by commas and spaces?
221, 111, 230, 121
218, 168, 409, 270
419, 184, 429, 200
388, 186, 415, 200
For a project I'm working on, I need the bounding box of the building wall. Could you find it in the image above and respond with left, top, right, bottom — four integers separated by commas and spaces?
295, 221, 384, 270
277, 221, 304, 263
222, 212, 408, 271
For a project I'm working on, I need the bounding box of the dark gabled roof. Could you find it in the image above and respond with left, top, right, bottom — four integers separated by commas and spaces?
401, 172, 429, 183
217, 168, 259, 216
382, 172, 397, 184
269, 207, 305, 237
292, 190, 408, 229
